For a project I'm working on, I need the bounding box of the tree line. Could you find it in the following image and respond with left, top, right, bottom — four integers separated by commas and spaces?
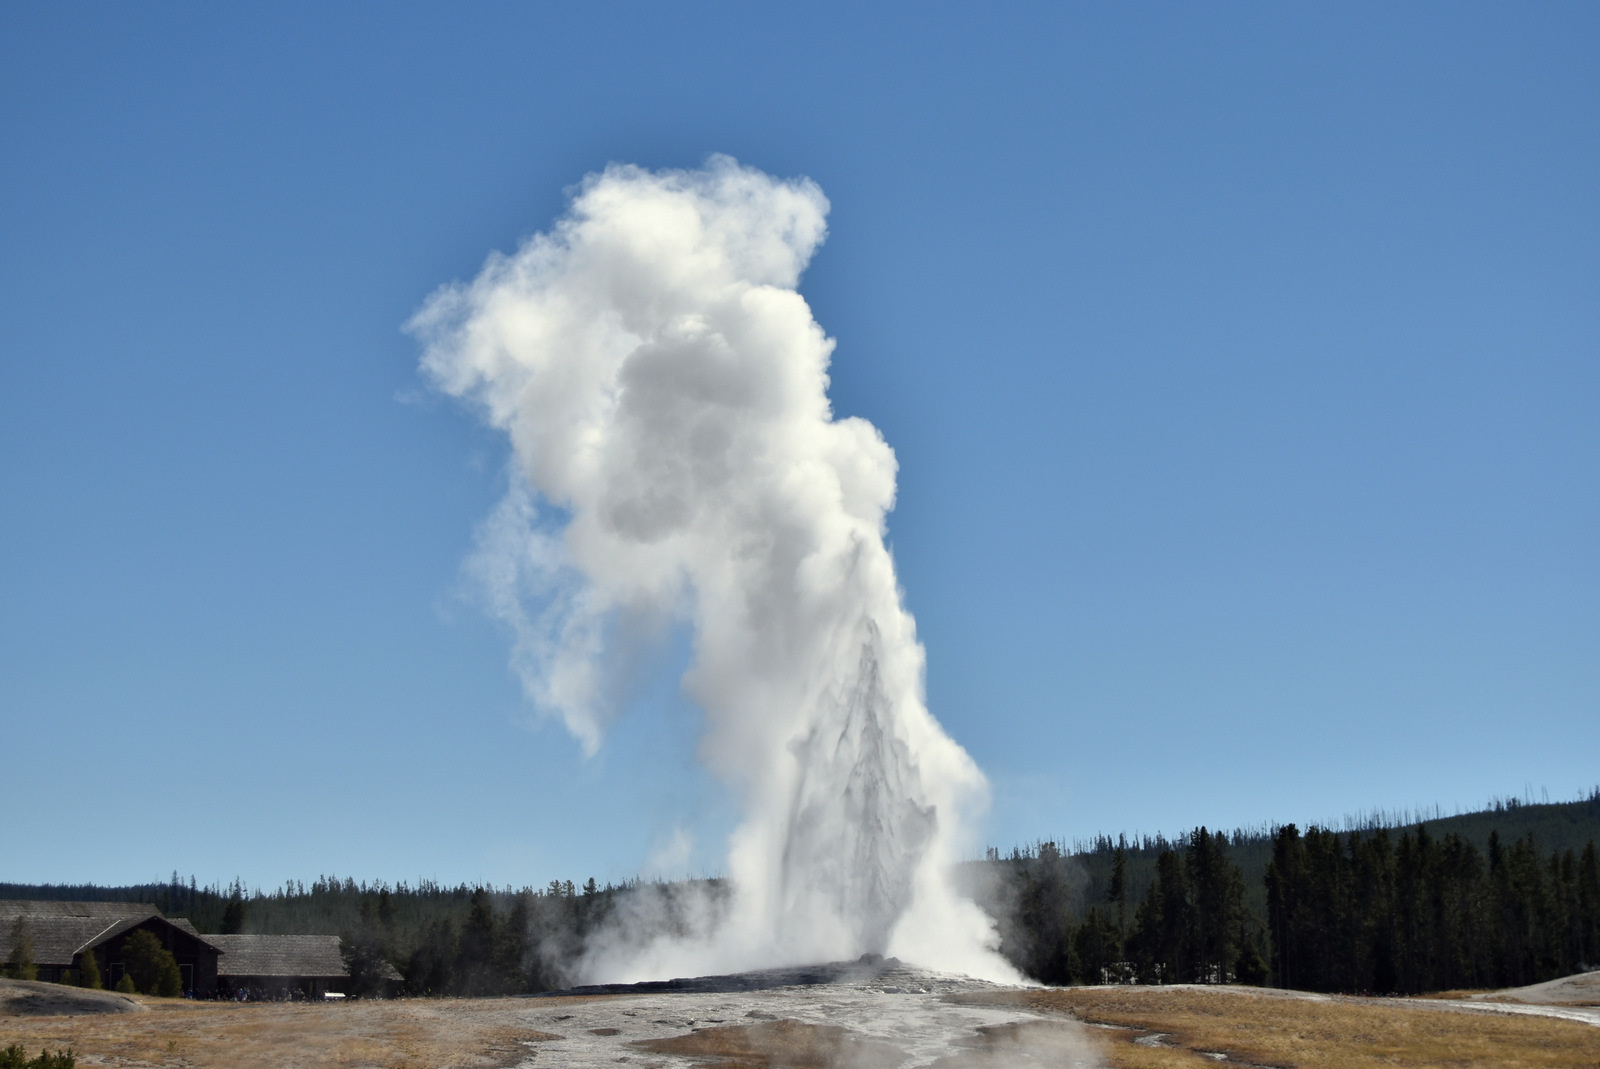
228, 875, 720, 997
3, 873, 719, 999
981, 818, 1599, 994
1266, 823, 1599, 993
981, 828, 1270, 987
6, 792, 1597, 997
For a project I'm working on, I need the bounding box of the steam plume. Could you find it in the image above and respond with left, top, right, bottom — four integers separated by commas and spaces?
412, 156, 1013, 980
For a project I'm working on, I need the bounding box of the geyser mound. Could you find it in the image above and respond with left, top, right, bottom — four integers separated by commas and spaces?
412, 156, 1015, 982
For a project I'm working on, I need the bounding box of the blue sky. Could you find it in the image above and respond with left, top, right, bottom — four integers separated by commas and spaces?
3, 3, 1595, 892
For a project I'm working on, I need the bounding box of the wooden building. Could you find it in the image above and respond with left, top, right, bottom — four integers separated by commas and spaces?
209, 934, 366, 999
0, 900, 221, 996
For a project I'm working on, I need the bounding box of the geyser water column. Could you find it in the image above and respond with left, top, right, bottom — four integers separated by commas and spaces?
412, 157, 1014, 981
781, 618, 934, 957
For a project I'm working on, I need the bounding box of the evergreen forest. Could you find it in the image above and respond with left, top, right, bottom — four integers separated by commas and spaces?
4, 791, 1596, 998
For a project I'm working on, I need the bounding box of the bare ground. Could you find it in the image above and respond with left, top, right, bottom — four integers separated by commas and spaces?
637, 1018, 903, 1068
1458, 969, 1600, 1007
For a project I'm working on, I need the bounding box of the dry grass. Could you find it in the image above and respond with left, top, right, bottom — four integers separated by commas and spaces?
0, 994, 568, 1069
953, 985, 1600, 1069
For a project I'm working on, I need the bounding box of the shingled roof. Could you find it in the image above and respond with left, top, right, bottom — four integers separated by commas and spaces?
209, 934, 349, 979
0, 901, 178, 967
0, 901, 154, 921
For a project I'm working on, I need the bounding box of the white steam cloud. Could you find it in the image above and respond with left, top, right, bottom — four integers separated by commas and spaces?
412, 156, 1014, 981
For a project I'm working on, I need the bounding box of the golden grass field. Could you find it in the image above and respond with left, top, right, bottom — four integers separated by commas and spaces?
0, 990, 561, 1069
958, 985, 1600, 1069
3, 981, 1599, 1068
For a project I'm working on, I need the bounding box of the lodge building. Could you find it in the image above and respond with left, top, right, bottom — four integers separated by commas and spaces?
0, 900, 220, 995
0, 900, 387, 999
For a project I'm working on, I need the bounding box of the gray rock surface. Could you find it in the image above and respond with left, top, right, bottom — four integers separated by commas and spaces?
0, 978, 143, 1016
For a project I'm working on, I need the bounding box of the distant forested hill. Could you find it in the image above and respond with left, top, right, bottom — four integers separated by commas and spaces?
977, 790, 1600, 929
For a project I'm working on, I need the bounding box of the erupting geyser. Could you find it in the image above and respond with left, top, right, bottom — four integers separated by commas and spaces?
412, 156, 1015, 982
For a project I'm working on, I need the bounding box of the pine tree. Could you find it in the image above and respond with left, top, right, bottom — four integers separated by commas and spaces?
1301, 827, 1349, 991
154, 954, 182, 997
1395, 825, 1433, 992
2, 1046, 77, 1069
220, 897, 245, 935
121, 930, 182, 997
1577, 841, 1600, 968
1233, 920, 1269, 986
342, 895, 393, 999
1126, 846, 1194, 983
1008, 842, 1075, 984
1073, 907, 1119, 984
1265, 824, 1306, 990
1128, 875, 1164, 983
1155, 847, 1193, 981
456, 888, 499, 995
3, 918, 36, 982
499, 894, 531, 992
1186, 827, 1243, 984
1508, 835, 1551, 986
1351, 828, 1397, 993
1108, 837, 1129, 953
405, 919, 455, 995
76, 948, 101, 991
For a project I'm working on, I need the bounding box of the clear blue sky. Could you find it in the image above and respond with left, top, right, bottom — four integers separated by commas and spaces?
3, 3, 1595, 892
